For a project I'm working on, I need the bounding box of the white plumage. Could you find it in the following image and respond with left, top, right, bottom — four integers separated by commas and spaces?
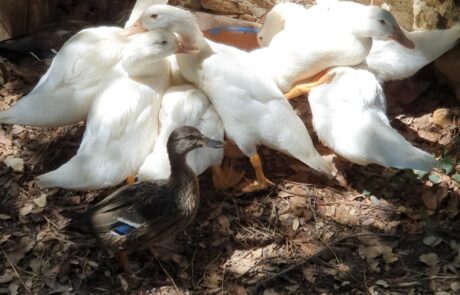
308, 66, 437, 171
138, 84, 224, 180
0, 0, 168, 127
251, 1, 413, 92
37, 30, 176, 190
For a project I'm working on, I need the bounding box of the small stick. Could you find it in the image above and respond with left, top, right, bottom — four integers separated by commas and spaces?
254, 233, 397, 289
155, 257, 182, 294
3, 251, 31, 294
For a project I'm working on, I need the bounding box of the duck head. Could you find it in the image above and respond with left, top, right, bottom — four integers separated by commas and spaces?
347, 5, 415, 49
121, 4, 201, 52
167, 126, 224, 156
257, 2, 297, 47
124, 30, 177, 61
122, 5, 193, 36
124, 0, 169, 28
122, 30, 194, 74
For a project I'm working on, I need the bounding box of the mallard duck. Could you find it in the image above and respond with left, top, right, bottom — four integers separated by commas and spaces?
257, 1, 459, 83
251, 1, 414, 98
123, 5, 334, 192
308, 66, 437, 171
64, 126, 224, 272
37, 29, 186, 190
137, 84, 242, 189
0, 0, 168, 127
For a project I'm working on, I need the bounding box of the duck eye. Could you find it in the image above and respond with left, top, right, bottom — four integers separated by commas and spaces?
151, 14, 158, 19
379, 19, 387, 25
161, 40, 168, 45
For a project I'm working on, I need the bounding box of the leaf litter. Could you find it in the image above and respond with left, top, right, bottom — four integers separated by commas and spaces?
0, 14, 459, 295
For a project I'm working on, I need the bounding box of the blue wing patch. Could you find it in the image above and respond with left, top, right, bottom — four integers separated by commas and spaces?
110, 218, 142, 236
112, 222, 136, 236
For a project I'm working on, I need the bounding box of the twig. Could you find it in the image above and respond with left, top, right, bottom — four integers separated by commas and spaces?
191, 247, 197, 289
155, 257, 182, 294
254, 233, 398, 289
3, 251, 31, 294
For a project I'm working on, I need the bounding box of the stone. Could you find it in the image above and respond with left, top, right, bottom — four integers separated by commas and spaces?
200, 0, 275, 18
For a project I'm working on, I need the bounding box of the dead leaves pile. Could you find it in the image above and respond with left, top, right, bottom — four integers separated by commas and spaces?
1, 52, 460, 294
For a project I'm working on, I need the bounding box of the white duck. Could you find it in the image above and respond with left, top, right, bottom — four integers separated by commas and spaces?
137, 84, 240, 188
0, 0, 168, 127
308, 66, 437, 171
37, 30, 183, 190
257, 1, 459, 83
249, 0, 414, 99
124, 5, 334, 191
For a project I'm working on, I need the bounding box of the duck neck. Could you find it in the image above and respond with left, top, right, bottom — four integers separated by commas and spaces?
166, 143, 199, 214
175, 20, 213, 85
166, 143, 194, 180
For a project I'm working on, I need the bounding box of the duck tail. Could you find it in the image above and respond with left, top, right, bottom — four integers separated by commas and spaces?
297, 150, 334, 177
0, 93, 50, 126
369, 121, 438, 171
37, 159, 94, 190
283, 132, 334, 177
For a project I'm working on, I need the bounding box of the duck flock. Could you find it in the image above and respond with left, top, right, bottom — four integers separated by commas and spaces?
1, 0, 458, 272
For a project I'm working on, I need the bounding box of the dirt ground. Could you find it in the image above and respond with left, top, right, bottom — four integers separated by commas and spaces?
0, 17, 460, 295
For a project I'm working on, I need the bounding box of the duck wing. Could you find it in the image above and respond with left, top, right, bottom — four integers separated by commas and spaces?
66, 180, 171, 234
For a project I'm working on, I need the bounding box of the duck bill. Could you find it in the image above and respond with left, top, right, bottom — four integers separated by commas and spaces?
204, 138, 225, 149
176, 39, 200, 54
121, 19, 147, 36
389, 26, 415, 49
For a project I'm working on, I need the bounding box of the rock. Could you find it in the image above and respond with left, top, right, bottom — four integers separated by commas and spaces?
170, 0, 202, 10
200, 0, 273, 18
4, 157, 24, 172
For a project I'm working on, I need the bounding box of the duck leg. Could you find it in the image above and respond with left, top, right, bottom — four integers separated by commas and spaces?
115, 250, 132, 273
125, 175, 136, 185
212, 165, 245, 190
284, 70, 334, 100
241, 154, 275, 192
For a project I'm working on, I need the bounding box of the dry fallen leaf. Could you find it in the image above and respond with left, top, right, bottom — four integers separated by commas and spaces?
423, 236, 443, 247
451, 282, 460, 292
302, 267, 316, 283
0, 214, 11, 220
4, 157, 24, 172
8, 282, 19, 295
19, 204, 34, 216
421, 190, 438, 212
203, 270, 220, 289
33, 194, 47, 208
7, 236, 36, 265
419, 253, 440, 267
0, 269, 14, 284
292, 218, 300, 231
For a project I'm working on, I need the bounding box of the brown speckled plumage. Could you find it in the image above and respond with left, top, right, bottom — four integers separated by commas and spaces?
64, 126, 223, 264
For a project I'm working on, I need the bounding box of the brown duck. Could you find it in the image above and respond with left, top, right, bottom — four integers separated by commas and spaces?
64, 126, 224, 272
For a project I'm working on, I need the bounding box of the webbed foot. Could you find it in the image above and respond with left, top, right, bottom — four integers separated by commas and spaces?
284, 70, 335, 99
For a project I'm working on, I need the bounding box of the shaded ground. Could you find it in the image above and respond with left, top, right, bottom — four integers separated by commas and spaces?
0, 26, 460, 295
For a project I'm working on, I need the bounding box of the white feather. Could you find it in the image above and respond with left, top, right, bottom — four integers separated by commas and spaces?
37, 31, 175, 190
138, 84, 224, 180
308, 66, 437, 171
